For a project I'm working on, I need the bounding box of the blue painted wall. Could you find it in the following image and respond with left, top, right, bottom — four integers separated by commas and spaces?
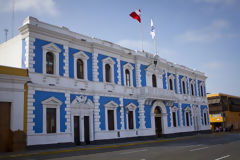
33, 90, 66, 133
140, 64, 146, 87
33, 38, 65, 76
162, 70, 167, 89
144, 105, 151, 128
166, 106, 171, 127
120, 61, 136, 87
200, 105, 210, 125
123, 99, 139, 129
99, 96, 120, 130
68, 48, 93, 81
22, 39, 26, 68
181, 104, 192, 126
97, 54, 118, 84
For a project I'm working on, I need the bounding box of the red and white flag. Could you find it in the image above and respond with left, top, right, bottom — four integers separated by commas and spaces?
129, 9, 141, 23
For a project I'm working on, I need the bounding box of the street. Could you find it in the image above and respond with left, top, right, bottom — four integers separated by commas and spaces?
1, 132, 240, 160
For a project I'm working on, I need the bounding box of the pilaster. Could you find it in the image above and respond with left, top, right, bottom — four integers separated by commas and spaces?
119, 97, 124, 130
63, 45, 69, 77
179, 103, 183, 127
117, 58, 121, 85
138, 99, 146, 129
93, 95, 100, 132
135, 62, 141, 87
92, 48, 99, 82
64, 91, 71, 132
26, 36, 35, 72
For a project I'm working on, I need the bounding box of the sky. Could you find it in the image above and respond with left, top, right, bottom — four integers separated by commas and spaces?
0, 0, 240, 96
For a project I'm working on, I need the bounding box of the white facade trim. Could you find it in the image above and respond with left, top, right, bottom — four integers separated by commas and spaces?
104, 100, 118, 131
123, 62, 134, 87
102, 57, 115, 83
42, 43, 61, 75
125, 102, 137, 130
73, 51, 89, 80
41, 96, 62, 134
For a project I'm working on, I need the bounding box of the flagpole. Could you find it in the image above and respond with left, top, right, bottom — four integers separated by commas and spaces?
141, 22, 144, 52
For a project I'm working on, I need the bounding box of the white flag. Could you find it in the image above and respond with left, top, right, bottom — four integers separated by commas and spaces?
150, 19, 155, 39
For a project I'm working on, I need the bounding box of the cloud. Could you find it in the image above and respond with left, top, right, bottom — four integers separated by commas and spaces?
176, 19, 237, 43
204, 61, 223, 70
0, 0, 58, 16
194, 0, 236, 5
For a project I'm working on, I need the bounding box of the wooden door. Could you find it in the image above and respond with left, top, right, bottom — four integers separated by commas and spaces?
0, 102, 11, 152
84, 116, 90, 144
74, 116, 80, 145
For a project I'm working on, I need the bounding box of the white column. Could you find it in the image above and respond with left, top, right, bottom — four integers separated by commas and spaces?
176, 73, 180, 94
135, 62, 141, 87
92, 48, 99, 82
63, 44, 69, 77
138, 99, 146, 129
117, 58, 121, 85
93, 96, 100, 132
25, 36, 35, 72
179, 103, 183, 127
120, 97, 124, 130
64, 91, 71, 133
165, 70, 168, 90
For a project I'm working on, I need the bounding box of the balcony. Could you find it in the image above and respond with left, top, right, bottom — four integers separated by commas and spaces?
138, 87, 176, 101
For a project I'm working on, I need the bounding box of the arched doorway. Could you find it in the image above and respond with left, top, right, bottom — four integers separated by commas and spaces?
154, 106, 162, 137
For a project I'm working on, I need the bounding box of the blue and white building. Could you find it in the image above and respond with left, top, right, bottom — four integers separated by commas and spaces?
0, 17, 210, 146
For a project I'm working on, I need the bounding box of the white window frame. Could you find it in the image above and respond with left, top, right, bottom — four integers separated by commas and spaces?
125, 103, 137, 130
199, 82, 205, 97
41, 96, 62, 134
190, 80, 196, 96
184, 107, 191, 127
104, 100, 118, 131
171, 106, 178, 127
145, 64, 164, 88
203, 108, 208, 125
73, 51, 89, 80
168, 74, 175, 91
42, 43, 61, 75
181, 76, 187, 95
102, 57, 115, 83
123, 63, 134, 87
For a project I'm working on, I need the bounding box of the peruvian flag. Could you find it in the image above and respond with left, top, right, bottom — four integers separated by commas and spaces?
129, 9, 141, 23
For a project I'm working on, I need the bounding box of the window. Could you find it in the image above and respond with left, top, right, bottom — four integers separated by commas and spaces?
172, 111, 177, 127
77, 59, 84, 79
204, 112, 207, 125
169, 79, 173, 90
73, 51, 89, 80
191, 84, 194, 96
108, 110, 114, 130
46, 52, 54, 74
186, 112, 190, 126
128, 111, 134, 129
42, 43, 61, 75
125, 69, 130, 87
182, 81, 186, 94
200, 85, 204, 97
104, 101, 118, 131
152, 74, 157, 87
126, 103, 137, 130
105, 64, 111, 82
47, 108, 56, 133
41, 97, 62, 134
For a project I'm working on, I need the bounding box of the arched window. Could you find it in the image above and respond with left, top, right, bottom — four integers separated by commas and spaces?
46, 52, 54, 74
169, 79, 173, 90
105, 64, 111, 82
182, 81, 186, 94
200, 85, 204, 97
191, 84, 194, 96
77, 59, 84, 79
125, 69, 130, 87
152, 74, 157, 88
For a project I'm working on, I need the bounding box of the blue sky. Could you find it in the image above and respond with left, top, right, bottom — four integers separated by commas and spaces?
0, 0, 239, 96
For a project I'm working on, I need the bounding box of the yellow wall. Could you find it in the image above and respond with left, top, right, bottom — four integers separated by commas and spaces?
0, 65, 27, 76
225, 111, 240, 129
